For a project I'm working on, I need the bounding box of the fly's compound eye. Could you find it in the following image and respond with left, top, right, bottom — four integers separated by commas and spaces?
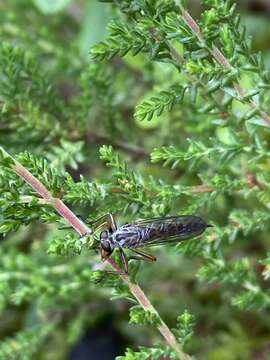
101, 239, 112, 253
100, 230, 109, 240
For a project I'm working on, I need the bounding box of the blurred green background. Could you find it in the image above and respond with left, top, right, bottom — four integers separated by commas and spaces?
0, 1, 270, 360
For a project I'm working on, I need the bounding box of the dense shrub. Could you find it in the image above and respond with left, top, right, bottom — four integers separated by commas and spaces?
0, 1, 270, 359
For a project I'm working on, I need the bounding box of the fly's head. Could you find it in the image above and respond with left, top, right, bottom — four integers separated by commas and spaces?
100, 230, 114, 260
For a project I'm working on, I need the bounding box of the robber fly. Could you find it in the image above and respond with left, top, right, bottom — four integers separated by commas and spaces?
90, 213, 211, 275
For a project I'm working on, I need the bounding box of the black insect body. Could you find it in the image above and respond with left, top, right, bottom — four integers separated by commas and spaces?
93, 214, 211, 274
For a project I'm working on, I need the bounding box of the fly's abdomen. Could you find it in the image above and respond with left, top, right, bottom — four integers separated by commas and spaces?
143, 222, 179, 240
139, 217, 207, 242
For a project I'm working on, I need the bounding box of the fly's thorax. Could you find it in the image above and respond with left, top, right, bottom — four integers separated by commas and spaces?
113, 225, 142, 248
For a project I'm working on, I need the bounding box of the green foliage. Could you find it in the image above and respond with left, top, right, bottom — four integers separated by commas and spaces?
135, 84, 188, 122
0, 324, 55, 360
1, 0, 270, 359
116, 345, 175, 360
91, 22, 149, 61
129, 305, 161, 326
47, 232, 91, 255
116, 346, 177, 360
174, 310, 196, 350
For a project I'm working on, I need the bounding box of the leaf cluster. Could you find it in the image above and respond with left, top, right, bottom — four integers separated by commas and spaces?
1, 0, 270, 359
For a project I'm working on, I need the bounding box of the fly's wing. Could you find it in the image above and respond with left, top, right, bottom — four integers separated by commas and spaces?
132, 216, 184, 225
129, 215, 208, 247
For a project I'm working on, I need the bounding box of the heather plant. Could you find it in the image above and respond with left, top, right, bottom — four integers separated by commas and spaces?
0, 1, 270, 359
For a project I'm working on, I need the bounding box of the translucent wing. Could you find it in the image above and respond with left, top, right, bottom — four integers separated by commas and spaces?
132, 216, 195, 226
126, 215, 208, 247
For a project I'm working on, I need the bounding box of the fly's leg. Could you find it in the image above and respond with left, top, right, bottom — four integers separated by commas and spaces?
93, 249, 155, 284
100, 247, 128, 274
80, 221, 108, 246
88, 213, 117, 232
93, 222, 108, 235
92, 269, 126, 284
87, 214, 126, 282
81, 213, 117, 239
129, 249, 157, 262
119, 247, 129, 273
93, 268, 127, 283
93, 248, 129, 283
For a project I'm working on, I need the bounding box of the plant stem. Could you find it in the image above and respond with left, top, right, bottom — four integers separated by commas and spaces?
72, 131, 148, 160
86, 132, 148, 159
180, 7, 270, 126
5, 149, 190, 360
128, 281, 190, 360
190, 185, 214, 193
13, 162, 91, 236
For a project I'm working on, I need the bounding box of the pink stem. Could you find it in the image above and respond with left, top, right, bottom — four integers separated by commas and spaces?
13, 162, 91, 236
180, 8, 270, 126
211, 46, 232, 70
182, 10, 202, 38
6, 153, 190, 360
190, 185, 214, 193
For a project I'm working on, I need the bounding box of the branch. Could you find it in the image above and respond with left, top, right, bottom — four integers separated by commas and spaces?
167, 43, 231, 115
13, 161, 91, 236
72, 131, 148, 160
180, 8, 270, 126
190, 185, 214, 193
1, 146, 190, 360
